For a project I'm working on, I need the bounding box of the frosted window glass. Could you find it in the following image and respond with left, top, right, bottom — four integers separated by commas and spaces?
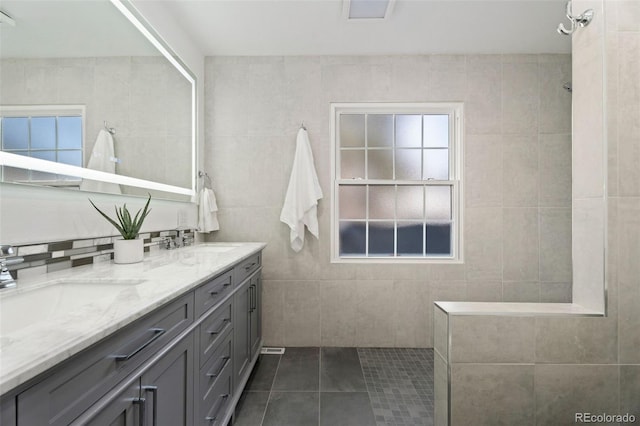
397, 222, 424, 255
340, 114, 365, 147
367, 114, 393, 147
58, 116, 82, 149
58, 150, 82, 166
423, 149, 449, 180
339, 185, 366, 219
425, 186, 451, 220
31, 117, 56, 149
340, 221, 366, 255
426, 223, 451, 255
369, 185, 395, 219
396, 115, 421, 147
395, 149, 421, 180
368, 222, 394, 255
340, 150, 365, 178
2, 117, 29, 150
423, 115, 449, 148
397, 186, 423, 219
367, 149, 392, 179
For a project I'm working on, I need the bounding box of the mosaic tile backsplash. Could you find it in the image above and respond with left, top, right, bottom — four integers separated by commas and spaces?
7, 229, 195, 279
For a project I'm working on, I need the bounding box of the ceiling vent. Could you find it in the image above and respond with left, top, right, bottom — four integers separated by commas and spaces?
343, 0, 395, 21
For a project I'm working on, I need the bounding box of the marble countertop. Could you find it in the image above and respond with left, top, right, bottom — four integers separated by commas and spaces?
0, 242, 266, 396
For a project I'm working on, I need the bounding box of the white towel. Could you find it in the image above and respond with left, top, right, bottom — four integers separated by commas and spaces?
79, 129, 122, 194
197, 188, 219, 233
280, 128, 323, 252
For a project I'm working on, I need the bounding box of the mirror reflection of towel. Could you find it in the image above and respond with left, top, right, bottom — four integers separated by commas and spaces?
198, 188, 219, 233
280, 128, 323, 252
79, 129, 122, 194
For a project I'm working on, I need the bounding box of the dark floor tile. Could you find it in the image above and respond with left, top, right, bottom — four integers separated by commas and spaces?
321, 347, 367, 391
320, 392, 376, 426
233, 391, 269, 426
246, 354, 281, 391
272, 348, 319, 391
262, 392, 319, 426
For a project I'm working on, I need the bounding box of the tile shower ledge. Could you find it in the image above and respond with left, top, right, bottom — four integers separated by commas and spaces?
435, 301, 603, 316
0, 242, 266, 395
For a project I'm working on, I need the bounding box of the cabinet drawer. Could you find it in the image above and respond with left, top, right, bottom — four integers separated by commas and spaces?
198, 333, 232, 426
195, 270, 233, 317
17, 293, 193, 426
235, 253, 261, 284
199, 299, 233, 367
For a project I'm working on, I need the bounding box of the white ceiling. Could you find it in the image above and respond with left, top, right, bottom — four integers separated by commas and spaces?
0, 0, 571, 59
163, 0, 571, 56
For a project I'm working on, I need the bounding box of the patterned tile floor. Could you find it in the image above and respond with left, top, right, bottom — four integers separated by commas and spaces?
233, 347, 434, 426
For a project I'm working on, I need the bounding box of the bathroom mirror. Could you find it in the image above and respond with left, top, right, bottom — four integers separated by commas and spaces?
0, 0, 196, 201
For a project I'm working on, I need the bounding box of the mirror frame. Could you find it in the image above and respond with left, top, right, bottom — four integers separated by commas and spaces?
0, 0, 197, 200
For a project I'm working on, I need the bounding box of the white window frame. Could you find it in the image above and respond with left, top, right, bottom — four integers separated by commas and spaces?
1, 105, 86, 185
330, 102, 464, 263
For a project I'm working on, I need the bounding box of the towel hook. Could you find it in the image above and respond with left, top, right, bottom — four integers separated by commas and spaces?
300, 122, 307, 131
198, 170, 212, 189
104, 121, 116, 135
557, 1, 594, 35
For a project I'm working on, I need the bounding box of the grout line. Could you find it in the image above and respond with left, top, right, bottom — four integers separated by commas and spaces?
258, 353, 283, 426
318, 347, 322, 426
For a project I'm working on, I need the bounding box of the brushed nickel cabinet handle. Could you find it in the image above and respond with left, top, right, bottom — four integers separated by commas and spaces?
206, 356, 230, 378
113, 328, 165, 362
205, 394, 230, 423
206, 318, 230, 335
142, 386, 158, 426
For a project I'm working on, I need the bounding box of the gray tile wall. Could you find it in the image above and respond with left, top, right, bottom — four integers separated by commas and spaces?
437, 1, 640, 423
205, 53, 573, 347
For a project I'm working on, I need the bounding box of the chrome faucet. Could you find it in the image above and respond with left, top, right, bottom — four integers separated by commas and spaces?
0, 245, 24, 289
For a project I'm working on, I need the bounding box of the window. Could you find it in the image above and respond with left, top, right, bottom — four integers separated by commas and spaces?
331, 103, 463, 262
1, 105, 84, 184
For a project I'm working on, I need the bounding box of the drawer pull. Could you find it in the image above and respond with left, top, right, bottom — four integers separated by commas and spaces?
113, 328, 165, 362
209, 282, 231, 296
206, 319, 230, 335
244, 262, 257, 271
205, 394, 230, 422
133, 397, 146, 426
206, 356, 230, 378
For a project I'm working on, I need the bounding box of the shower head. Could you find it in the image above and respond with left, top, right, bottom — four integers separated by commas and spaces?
563, 82, 572, 93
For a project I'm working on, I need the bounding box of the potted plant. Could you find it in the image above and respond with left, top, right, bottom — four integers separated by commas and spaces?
89, 194, 151, 264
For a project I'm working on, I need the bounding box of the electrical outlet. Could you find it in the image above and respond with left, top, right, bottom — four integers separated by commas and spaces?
177, 210, 188, 227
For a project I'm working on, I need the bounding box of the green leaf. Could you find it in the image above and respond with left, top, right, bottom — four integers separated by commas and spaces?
89, 194, 152, 240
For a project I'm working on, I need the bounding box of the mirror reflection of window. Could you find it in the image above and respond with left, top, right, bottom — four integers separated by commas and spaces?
1, 107, 84, 185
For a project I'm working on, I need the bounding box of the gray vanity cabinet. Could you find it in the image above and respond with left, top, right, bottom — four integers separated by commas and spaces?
233, 270, 262, 390
5, 249, 263, 426
139, 334, 194, 426
249, 274, 262, 359
233, 278, 251, 386
81, 382, 141, 426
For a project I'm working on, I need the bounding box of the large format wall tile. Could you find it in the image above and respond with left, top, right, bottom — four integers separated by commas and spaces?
535, 364, 619, 426
451, 364, 534, 426
450, 316, 535, 363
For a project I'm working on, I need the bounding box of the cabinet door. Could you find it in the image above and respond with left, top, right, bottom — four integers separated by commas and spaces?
140, 335, 194, 426
81, 382, 141, 426
233, 279, 251, 386
249, 274, 262, 358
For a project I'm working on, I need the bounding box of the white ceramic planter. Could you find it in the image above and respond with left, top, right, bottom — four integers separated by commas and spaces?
113, 238, 144, 264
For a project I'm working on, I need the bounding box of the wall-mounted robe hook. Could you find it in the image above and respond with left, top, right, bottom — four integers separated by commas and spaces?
557, 1, 594, 35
